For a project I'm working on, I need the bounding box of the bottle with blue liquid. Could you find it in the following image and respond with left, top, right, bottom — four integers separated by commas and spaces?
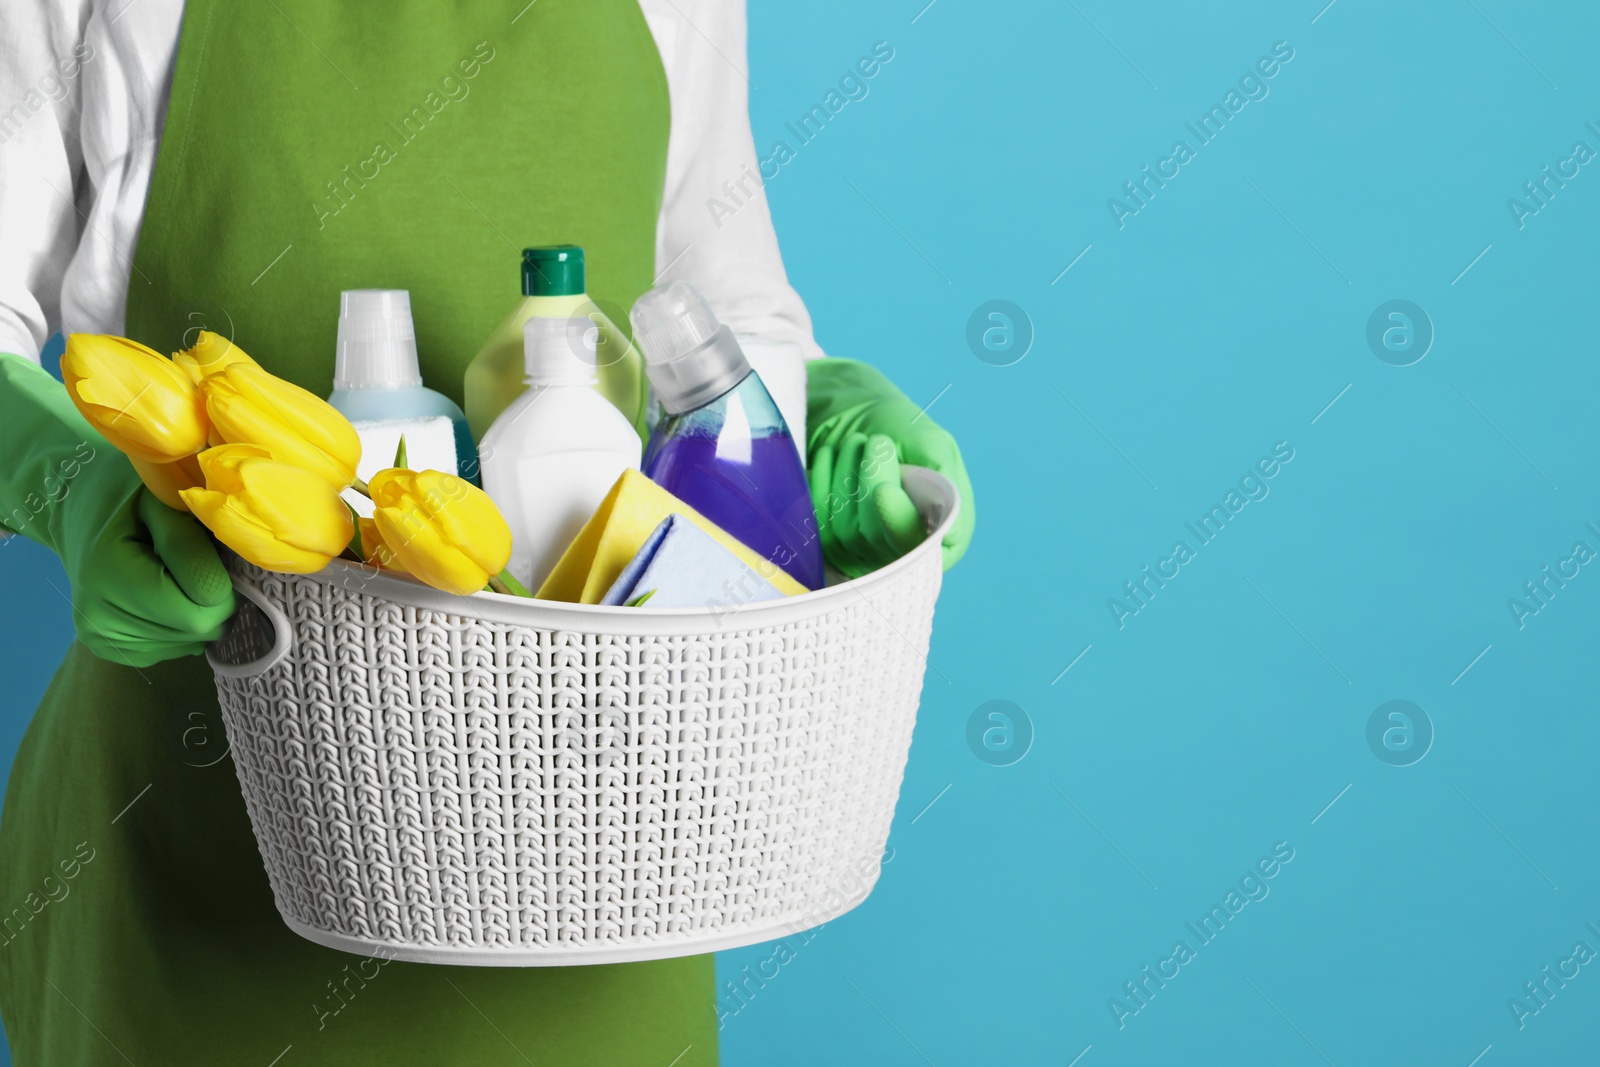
630, 282, 823, 590
326, 290, 479, 501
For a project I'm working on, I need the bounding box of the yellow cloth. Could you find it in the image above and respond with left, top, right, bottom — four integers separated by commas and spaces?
537, 469, 809, 603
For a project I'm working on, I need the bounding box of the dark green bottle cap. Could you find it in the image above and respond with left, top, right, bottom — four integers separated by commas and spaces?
521, 246, 585, 297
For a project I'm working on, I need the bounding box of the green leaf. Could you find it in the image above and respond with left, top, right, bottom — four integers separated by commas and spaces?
625, 589, 657, 608
393, 434, 408, 469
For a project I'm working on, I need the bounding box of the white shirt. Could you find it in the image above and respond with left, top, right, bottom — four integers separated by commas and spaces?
0, 0, 824, 368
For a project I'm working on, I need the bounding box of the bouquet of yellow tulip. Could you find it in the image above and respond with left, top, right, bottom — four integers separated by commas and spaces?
62, 332, 529, 598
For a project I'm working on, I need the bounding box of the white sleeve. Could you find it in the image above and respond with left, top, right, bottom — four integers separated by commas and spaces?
639, 0, 825, 363
0, 2, 93, 366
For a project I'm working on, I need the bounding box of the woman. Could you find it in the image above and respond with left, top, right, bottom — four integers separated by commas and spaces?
0, 1, 974, 1062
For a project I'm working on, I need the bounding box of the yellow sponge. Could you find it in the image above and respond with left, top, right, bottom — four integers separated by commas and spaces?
536, 469, 810, 603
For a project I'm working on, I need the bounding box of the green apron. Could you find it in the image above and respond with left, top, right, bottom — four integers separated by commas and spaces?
0, 2, 719, 1063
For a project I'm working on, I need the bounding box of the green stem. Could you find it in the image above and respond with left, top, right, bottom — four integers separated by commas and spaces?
351, 476, 371, 498
488, 568, 533, 598
343, 502, 364, 561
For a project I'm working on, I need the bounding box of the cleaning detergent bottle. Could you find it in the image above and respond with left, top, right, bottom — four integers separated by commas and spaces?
326, 290, 479, 507
463, 245, 647, 441
630, 281, 824, 590
479, 317, 642, 590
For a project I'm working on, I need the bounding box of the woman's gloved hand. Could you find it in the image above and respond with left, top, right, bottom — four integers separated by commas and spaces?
806, 358, 975, 577
0, 353, 234, 666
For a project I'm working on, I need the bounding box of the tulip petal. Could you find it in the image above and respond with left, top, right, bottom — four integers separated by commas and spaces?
366, 468, 409, 510
373, 506, 489, 595
62, 334, 210, 462
195, 443, 273, 496
357, 517, 408, 572
204, 379, 354, 488
184, 443, 352, 574
217, 365, 361, 483
130, 455, 204, 512
368, 468, 513, 577
173, 330, 259, 384
182, 488, 335, 574
233, 457, 353, 557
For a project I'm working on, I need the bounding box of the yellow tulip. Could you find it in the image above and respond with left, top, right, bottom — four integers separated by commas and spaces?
202, 364, 361, 488
130, 454, 205, 512
173, 330, 259, 384
180, 444, 354, 574
61, 333, 209, 464
356, 516, 408, 573
369, 469, 512, 596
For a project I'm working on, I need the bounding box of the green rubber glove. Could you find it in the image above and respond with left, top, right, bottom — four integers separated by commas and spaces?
0, 353, 234, 666
806, 358, 975, 577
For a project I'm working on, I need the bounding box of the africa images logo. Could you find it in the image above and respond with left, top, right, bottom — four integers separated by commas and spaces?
1106, 41, 1296, 230
1107, 441, 1295, 629
1108, 841, 1296, 1029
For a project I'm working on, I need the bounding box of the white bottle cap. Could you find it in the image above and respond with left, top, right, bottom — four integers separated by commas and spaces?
524, 316, 599, 385
334, 289, 423, 389
629, 281, 750, 414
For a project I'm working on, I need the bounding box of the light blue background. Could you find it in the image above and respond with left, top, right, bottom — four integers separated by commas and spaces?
6, 1, 1600, 1063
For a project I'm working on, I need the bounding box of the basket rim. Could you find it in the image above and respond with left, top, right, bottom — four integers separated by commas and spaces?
248, 465, 958, 635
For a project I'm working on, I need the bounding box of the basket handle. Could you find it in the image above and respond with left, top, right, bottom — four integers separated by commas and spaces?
206, 574, 294, 679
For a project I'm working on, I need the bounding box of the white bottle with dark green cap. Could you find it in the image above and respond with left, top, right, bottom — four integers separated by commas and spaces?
463, 245, 647, 440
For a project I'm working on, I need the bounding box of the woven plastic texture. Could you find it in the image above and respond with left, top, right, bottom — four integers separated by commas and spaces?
209, 543, 941, 965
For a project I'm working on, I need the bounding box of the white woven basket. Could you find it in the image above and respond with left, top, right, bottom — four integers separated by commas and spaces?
206, 467, 956, 966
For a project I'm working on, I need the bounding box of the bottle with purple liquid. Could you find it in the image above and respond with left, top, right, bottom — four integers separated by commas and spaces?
630, 282, 824, 590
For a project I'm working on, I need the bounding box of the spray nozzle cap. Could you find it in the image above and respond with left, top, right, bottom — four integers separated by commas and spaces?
334, 289, 423, 389
629, 281, 750, 414
522, 246, 585, 297
523, 316, 599, 384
